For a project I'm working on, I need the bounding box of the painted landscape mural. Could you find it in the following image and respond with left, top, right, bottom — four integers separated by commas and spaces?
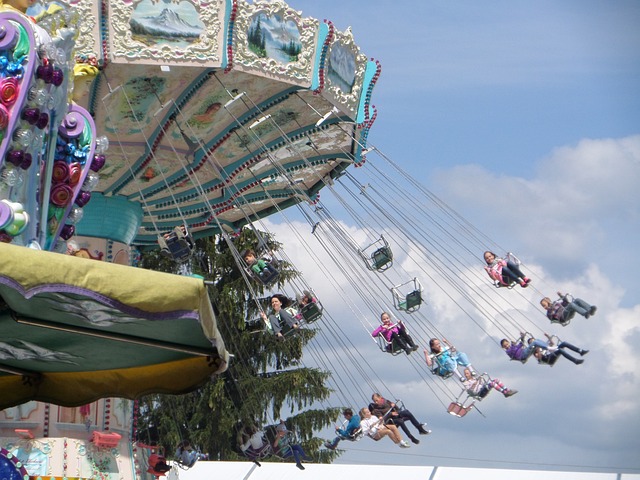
327, 41, 356, 93
130, 0, 204, 46
247, 13, 302, 63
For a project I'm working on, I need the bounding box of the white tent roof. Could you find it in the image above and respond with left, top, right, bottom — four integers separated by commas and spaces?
169, 461, 639, 480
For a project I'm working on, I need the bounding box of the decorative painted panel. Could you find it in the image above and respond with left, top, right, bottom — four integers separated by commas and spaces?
109, 0, 224, 66
231, 0, 318, 86
324, 27, 368, 117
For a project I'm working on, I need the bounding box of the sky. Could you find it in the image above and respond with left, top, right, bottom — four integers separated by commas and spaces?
251, 0, 640, 475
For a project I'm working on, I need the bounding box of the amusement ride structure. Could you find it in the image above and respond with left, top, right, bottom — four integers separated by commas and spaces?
0, 0, 383, 478
0, 1, 600, 478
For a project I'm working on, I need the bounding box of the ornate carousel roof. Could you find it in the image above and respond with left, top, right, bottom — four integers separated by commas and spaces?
65, 0, 380, 247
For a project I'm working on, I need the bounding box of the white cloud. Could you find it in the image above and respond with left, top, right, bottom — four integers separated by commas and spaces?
257, 134, 640, 470
432, 135, 640, 281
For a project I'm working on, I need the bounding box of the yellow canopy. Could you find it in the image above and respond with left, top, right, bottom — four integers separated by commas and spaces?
0, 243, 228, 409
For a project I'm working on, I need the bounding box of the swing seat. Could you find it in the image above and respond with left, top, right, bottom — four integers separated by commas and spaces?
252, 264, 279, 285
447, 401, 474, 418
391, 278, 423, 314
377, 336, 403, 356
430, 366, 454, 379
359, 235, 393, 272
279, 322, 298, 337
300, 302, 322, 323
174, 451, 199, 469
398, 290, 422, 312
147, 454, 171, 476
539, 350, 561, 367
243, 442, 271, 462
347, 426, 364, 442
551, 309, 574, 327
147, 467, 170, 477
246, 317, 266, 334
371, 246, 393, 271
91, 431, 122, 448
159, 226, 193, 262
494, 278, 517, 289
428, 353, 455, 379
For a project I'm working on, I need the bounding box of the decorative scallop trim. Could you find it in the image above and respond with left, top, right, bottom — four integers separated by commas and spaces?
99, 1, 109, 69
361, 58, 381, 128
44, 403, 50, 437
355, 105, 376, 168
0, 447, 29, 480
103, 398, 111, 431
313, 20, 335, 95
224, 0, 239, 73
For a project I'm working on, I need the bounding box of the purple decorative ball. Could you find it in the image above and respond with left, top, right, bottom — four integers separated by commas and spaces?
60, 224, 75, 240
20, 152, 32, 170
75, 190, 91, 207
36, 64, 54, 83
52, 68, 64, 87
6, 150, 24, 166
90, 153, 106, 172
36, 112, 49, 129
22, 107, 40, 125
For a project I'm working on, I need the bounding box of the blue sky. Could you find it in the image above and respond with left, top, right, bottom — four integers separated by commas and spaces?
255, 0, 640, 474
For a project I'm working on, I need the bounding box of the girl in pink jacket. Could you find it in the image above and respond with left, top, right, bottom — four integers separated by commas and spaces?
372, 312, 419, 355
484, 251, 531, 288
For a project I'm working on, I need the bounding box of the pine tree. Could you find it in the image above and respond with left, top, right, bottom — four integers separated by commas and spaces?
136, 229, 342, 464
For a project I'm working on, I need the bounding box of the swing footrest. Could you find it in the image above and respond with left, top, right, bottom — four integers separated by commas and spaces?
447, 402, 473, 418
92, 431, 122, 448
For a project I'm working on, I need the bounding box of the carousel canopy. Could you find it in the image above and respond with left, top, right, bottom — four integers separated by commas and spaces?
61, 0, 379, 247
0, 243, 228, 409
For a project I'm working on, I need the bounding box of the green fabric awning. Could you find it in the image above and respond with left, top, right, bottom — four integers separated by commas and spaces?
0, 243, 228, 409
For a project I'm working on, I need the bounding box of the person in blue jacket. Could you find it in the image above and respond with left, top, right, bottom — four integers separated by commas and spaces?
324, 408, 361, 450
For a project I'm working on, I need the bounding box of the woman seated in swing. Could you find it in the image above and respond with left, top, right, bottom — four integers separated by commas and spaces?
371, 312, 419, 355
237, 424, 270, 466
461, 368, 517, 399
260, 294, 300, 339
483, 251, 531, 288
358, 407, 410, 448
424, 338, 476, 381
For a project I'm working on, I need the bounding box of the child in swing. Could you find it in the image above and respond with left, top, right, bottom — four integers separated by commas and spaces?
540, 292, 597, 325
243, 249, 276, 278
483, 251, 531, 288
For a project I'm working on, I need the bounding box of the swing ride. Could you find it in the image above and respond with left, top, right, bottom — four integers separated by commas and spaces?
0, 0, 376, 405
0, 0, 600, 478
